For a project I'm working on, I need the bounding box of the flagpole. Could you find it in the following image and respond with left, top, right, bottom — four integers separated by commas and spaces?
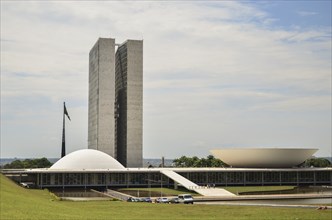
61, 102, 66, 158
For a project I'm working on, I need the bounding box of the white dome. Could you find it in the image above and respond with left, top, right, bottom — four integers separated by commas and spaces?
50, 149, 125, 170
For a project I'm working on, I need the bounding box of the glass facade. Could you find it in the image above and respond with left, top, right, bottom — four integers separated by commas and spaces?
34, 170, 332, 188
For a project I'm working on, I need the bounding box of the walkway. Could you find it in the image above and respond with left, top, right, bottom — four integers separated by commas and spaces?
194, 193, 332, 201
160, 170, 235, 197
195, 202, 332, 209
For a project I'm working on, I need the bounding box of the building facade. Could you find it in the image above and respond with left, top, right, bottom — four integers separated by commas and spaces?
88, 38, 143, 167
88, 38, 116, 157
5, 167, 332, 189
115, 40, 143, 168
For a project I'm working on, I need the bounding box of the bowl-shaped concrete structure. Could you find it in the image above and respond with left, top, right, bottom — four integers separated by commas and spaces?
210, 148, 318, 168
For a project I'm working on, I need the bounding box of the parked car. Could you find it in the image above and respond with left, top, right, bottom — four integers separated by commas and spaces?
178, 194, 194, 204
137, 198, 145, 202
127, 197, 140, 202
143, 197, 152, 203
169, 197, 180, 204
155, 197, 169, 203
20, 182, 29, 188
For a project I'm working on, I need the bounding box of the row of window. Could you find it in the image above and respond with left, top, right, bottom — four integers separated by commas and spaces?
181, 171, 331, 184
38, 171, 331, 187
40, 173, 163, 186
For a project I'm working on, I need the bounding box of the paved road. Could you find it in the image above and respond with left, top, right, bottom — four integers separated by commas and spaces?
194, 193, 332, 202
195, 202, 332, 209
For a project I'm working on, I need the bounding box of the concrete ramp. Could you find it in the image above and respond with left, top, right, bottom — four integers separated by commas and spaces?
160, 170, 198, 189
194, 188, 235, 197
160, 170, 235, 197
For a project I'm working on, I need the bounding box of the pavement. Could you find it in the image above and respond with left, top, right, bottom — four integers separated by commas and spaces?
194, 193, 332, 202
160, 170, 235, 196
195, 202, 332, 209
194, 187, 235, 197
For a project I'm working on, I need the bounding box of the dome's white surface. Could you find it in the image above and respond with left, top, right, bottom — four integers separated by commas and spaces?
210, 148, 318, 168
50, 149, 125, 170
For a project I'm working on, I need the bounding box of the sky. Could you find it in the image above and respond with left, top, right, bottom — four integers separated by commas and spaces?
1, 1, 331, 159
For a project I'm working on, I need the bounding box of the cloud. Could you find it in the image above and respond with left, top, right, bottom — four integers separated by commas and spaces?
296, 11, 318, 17
1, 1, 331, 158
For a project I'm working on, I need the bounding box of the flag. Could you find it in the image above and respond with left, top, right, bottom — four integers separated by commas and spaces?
64, 102, 71, 121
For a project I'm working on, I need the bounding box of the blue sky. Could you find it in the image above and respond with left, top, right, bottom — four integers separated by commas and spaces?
1, 1, 331, 159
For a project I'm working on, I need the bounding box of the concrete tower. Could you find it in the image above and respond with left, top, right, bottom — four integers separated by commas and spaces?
88, 38, 143, 168
115, 40, 143, 168
88, 38, 116, 157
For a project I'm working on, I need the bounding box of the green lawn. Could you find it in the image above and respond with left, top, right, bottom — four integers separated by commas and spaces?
1, 174, 331, 220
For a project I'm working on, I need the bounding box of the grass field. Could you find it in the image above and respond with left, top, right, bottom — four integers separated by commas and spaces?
1, 174, 331, 220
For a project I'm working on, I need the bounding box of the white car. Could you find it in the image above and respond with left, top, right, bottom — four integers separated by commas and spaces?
20, 182, 29, 188
178, 194, 194, 204
156, 197, 169, 203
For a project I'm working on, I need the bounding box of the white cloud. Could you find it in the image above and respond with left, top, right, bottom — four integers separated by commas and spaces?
1, 1, 331, 158
297, 11, 318, 17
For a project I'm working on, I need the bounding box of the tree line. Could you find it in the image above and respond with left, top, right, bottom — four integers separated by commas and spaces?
303, 158, 331, 167
2, 158, 52, 169
1, 156, 330, 169
172, 155, 229, 167
172, 155, 331, 168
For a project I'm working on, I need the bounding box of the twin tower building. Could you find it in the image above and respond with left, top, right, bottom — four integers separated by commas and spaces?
88, 38, 143, 167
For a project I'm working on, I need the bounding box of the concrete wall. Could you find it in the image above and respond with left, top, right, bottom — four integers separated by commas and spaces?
88, 38, 116, 157
126, 40, 143, 168
115, 43, 127, 165
88, 38, 143, 167
115, 40, 143, 167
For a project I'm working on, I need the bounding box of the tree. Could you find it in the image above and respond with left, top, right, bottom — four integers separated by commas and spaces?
304, 158, 331, 167
4, 160, 24, 169
4, 158, 52, 169
173, 155, 228, 168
